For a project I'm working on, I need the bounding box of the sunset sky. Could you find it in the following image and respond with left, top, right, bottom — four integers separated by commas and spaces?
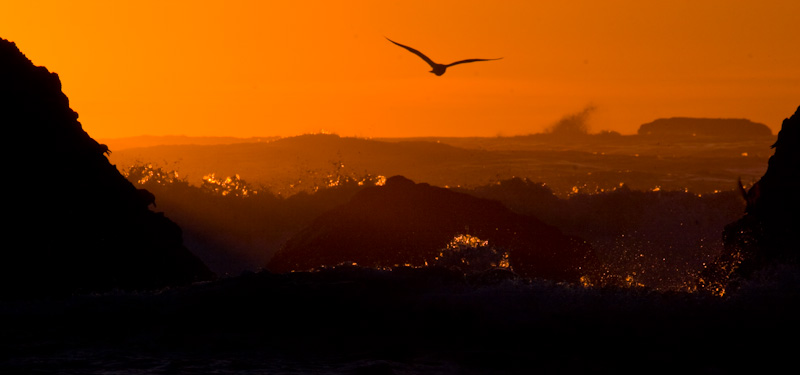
2, 1, 798, 138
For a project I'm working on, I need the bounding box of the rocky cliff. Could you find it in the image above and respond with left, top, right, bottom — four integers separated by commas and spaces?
1, 38, 213, 296
698, 106, 800, 293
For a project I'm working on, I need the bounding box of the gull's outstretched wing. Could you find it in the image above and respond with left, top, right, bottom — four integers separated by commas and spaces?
445, 58, 503, 68
386, 38, 437, 68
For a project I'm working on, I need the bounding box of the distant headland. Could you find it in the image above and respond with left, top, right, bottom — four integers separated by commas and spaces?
638, 117, 772, 139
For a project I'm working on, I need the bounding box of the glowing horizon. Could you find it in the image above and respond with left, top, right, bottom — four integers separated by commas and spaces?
2, 1, 798, 139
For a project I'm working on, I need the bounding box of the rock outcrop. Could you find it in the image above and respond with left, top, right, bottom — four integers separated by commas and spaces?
267, 175, 593, 283
638, 117, 772, 139
1, 38, 213, 296
698, 106, 800, 292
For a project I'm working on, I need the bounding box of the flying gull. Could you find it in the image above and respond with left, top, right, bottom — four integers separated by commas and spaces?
386, 38, 502, 76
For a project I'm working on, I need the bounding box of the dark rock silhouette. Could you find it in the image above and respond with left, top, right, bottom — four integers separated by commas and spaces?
1, 38, 213, 296
699, 106, 800, 292
387, 38, 502, 76
267, 175, 593, 282
137, 188, 157, 208
638, 117, 772, 139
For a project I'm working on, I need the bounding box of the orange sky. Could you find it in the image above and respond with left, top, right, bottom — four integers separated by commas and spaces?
2, 1, 798, 138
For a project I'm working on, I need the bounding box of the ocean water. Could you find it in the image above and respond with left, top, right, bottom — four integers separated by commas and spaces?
2, 265, 798, 374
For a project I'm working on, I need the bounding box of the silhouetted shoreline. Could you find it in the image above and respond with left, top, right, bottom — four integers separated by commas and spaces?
2, 265, 799, 374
